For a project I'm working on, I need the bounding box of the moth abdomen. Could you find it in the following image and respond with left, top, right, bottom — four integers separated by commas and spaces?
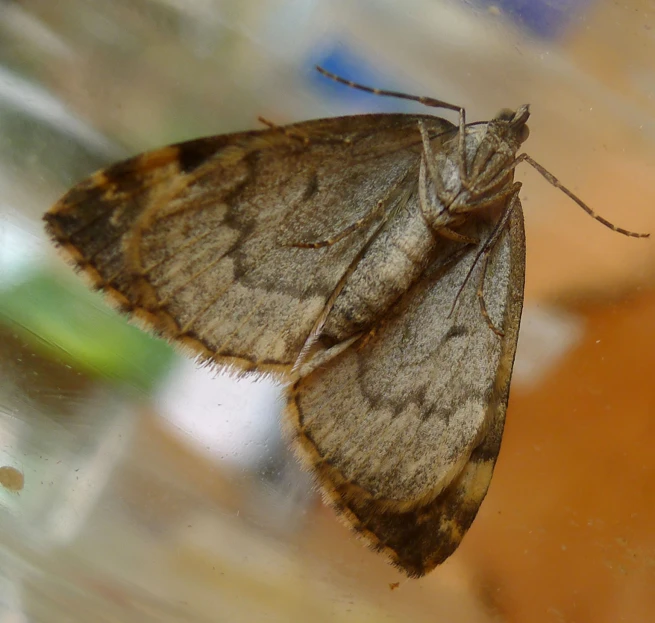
321, 194, 436, 342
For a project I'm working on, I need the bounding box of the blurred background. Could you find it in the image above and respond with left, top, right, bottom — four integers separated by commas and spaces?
1, 0, 654, 621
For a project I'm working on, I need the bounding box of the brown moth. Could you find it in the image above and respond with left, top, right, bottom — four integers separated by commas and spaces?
43, 68, 647, 577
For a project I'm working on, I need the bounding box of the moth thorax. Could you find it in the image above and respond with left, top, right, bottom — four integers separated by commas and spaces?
463, 126, 521, 195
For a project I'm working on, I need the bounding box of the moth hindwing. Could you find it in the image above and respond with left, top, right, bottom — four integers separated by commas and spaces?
44, 70, 646, 577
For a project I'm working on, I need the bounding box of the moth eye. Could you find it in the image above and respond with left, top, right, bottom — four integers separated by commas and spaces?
520, 124, 530, 143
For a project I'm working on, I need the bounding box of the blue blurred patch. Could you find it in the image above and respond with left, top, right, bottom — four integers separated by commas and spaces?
477, 0, 594, 38
309, 46, 412, 112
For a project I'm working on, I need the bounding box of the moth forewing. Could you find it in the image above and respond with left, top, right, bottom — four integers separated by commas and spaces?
44, 114, 456, 379
287, 203, 525, 577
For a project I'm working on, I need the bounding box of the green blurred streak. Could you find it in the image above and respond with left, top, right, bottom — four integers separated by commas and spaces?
0, 270, 175, 392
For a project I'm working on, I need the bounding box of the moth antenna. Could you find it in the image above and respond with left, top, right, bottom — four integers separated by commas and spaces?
315, 66, 463, 115
257, 115, 278, 129
282, 199, 386, 249
516, 153, 650, 238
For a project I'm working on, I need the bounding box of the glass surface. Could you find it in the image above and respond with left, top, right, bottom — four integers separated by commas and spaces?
1, 1, 654, 621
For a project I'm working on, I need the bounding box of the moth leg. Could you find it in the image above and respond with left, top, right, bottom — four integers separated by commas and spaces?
435, 227, 478, 245
476, 252, 505, 336
455, 106, 469, 188
291, 181, 416, 373
459, 163, 513, 205
450, 181, 522, 216
418, 119, 477, 231
476, 190, 523, 336
258, 116, 311, 145
283, 204, 385, 249
448, 186, 521, 329
259, 115, 360, 147
417, 121, 453, 206
281, 167, 414, 249
417, 149, 454, 233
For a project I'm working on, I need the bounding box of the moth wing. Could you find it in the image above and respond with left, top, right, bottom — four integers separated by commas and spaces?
45, 114, 455, 376
287, 205, 525, 576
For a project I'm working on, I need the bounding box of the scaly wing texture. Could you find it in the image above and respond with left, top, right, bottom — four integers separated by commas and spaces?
287, 206, 526, 576
44, 114, 455, 376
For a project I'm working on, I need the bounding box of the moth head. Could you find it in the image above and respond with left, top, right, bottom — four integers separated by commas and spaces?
494, 105, 531, 144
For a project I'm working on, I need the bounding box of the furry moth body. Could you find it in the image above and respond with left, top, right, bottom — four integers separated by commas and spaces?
44, 69, 646, 577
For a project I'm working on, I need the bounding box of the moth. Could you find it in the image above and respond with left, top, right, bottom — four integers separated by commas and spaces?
43, 67, 647, 577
